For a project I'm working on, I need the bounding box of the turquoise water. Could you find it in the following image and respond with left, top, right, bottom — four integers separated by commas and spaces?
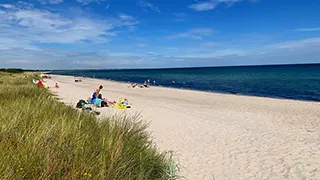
51, 64, 320, 101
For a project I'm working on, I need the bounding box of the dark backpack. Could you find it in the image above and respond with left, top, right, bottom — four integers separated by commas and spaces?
76, 99, 86, 108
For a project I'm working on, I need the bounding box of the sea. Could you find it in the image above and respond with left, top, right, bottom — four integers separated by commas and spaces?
50, 64, 320, 102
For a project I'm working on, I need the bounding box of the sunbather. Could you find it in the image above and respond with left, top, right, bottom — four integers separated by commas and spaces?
90, 85, 103, 103
130, 83, 138, 88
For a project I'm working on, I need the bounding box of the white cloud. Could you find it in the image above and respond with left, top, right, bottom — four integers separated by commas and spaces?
0, 37, 40, 50
38, 0, 64, 5
118, 13, 134, 21
38, 0, 103, 5
76, 0, 103, 5
267, 38, 320, 49
0, 2, 33, 10
294, 28, 320, 32
173, 12, 188, 22
168, 28, 214, 39
177, 49, 248, 58
0, 4, 15, 9
202, 41, 219, 46
0, 47, 161, 69
136, 43, 147, 47
0, 2, 141, 69
138, 1, 160, 13
173, 12, 187, 18
0, 3, 138, 45
189, 0, 243, 11
189, 2, 216, 11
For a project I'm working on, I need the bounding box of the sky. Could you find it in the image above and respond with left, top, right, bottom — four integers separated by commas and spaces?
0, 0, 320, 69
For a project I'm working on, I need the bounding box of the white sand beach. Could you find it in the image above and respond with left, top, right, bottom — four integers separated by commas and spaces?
46, 75, 320, 180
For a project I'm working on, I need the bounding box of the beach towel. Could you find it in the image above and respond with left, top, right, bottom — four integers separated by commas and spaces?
116, 104, 127, 109
94, 98, 102, 108
115, 98, 132, 109
36, 80, 44, 87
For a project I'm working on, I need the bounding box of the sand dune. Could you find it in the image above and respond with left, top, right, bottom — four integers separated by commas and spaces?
46, 75, 320, 180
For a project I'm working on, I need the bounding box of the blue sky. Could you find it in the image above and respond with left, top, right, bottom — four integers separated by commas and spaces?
0, 0, 320, 69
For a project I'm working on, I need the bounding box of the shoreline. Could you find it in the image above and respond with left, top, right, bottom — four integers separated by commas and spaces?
49, 74, 319, 103
47, 74, 320, 180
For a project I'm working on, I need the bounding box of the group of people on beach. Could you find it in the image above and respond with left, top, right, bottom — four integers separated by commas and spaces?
129, 82, 148, 88
86, 85, 116, 108
81, 84, 129, 108
129, 79, 156, 88
74, 76, 83, 82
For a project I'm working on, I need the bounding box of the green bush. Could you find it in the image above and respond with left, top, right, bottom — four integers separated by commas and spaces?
0, 73, 177, 179
0, 68, 24, 74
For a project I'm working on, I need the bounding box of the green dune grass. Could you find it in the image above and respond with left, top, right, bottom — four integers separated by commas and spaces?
0, 72, 179, 179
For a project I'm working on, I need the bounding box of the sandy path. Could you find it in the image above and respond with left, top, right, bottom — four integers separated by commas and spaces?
46, 75, 320, 180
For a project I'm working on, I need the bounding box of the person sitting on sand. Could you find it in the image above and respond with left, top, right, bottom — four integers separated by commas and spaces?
90, 85, 103, 104
87, 94, 103, 107
123, 98, 129, 106
54, 82, 59, 88
96, 94, 116, 108
97, 94, 108, 107
94, 96, 103, 107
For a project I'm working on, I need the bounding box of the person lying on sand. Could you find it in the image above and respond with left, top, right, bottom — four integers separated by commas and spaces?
129, 83, 138, 88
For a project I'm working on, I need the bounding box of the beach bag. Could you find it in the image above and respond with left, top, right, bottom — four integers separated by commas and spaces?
76, 99, 86, 108
101, 101, 108, 107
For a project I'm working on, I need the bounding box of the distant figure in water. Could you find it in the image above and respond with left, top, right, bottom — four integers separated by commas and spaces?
172, 81, 175, 84
147, 79, 150, 86
153, 80, 156, 85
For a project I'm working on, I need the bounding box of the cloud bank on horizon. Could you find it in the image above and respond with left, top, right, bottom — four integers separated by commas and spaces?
0, 0, 319, 69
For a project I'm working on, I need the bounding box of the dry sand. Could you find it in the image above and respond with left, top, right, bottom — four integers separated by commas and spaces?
46, 75, 320, 180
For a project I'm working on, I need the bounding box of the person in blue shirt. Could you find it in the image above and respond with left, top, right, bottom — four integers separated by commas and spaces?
90, 85, 103, 104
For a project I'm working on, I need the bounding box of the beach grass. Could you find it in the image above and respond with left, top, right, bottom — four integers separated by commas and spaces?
0, 72, 178, 179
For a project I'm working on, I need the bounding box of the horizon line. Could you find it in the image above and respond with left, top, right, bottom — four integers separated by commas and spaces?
46, 62, 320, 71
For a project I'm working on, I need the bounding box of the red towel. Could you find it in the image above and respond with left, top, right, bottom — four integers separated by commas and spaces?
36, 80, 44, 87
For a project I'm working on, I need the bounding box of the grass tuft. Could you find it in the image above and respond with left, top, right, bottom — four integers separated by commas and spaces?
0, 73, 179, 179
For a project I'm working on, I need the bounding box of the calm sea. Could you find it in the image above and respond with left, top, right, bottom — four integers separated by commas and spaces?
50, 64, 320, 102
